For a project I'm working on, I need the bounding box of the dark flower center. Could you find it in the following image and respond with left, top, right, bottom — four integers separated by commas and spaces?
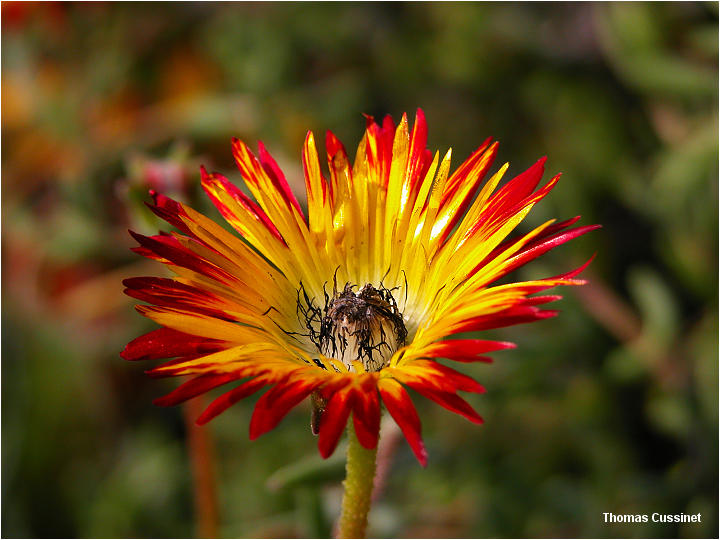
298, 281, 407, 372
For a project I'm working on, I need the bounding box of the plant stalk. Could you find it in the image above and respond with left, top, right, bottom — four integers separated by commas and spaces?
183, 397, 219, 538
337, 426, 378, 538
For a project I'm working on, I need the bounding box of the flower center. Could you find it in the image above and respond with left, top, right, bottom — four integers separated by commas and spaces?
316, 282, 407, 372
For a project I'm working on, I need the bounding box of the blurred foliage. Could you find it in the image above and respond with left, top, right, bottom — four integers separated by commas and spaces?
2, 2, 717, 538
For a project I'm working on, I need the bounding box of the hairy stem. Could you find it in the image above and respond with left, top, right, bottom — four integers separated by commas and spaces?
337, 426, 378, 538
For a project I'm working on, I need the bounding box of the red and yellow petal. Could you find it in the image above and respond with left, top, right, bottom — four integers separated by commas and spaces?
317, 385, 356, 458
121, 327, 228, 362
378, 378, 427, 466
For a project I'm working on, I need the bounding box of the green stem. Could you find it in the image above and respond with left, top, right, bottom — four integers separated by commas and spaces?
337, 426, 378, 538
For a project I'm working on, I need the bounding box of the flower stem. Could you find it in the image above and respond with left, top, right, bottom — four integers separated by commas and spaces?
183, 397, 219, 538
337, 426, 378, 538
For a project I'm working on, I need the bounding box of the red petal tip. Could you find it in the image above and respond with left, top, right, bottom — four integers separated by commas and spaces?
413, 445, 428, 469
195, 414, 212, 426
362, 113, 375, 128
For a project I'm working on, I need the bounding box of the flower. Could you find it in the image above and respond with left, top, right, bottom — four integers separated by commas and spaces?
122, 109, 597, 466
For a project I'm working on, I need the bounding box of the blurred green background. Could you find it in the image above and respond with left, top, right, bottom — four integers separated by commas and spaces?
2, 2, 717, 538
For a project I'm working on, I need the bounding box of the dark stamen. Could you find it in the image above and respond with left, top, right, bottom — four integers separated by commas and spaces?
297, 280, 407, 372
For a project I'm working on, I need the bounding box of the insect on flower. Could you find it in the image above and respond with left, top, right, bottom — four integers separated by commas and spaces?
122, 109, 598, 466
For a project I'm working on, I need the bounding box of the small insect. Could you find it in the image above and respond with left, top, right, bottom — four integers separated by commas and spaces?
310, 391, 327, 435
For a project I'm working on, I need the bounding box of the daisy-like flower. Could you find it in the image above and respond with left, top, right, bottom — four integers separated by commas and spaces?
122, 109, 597, 467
